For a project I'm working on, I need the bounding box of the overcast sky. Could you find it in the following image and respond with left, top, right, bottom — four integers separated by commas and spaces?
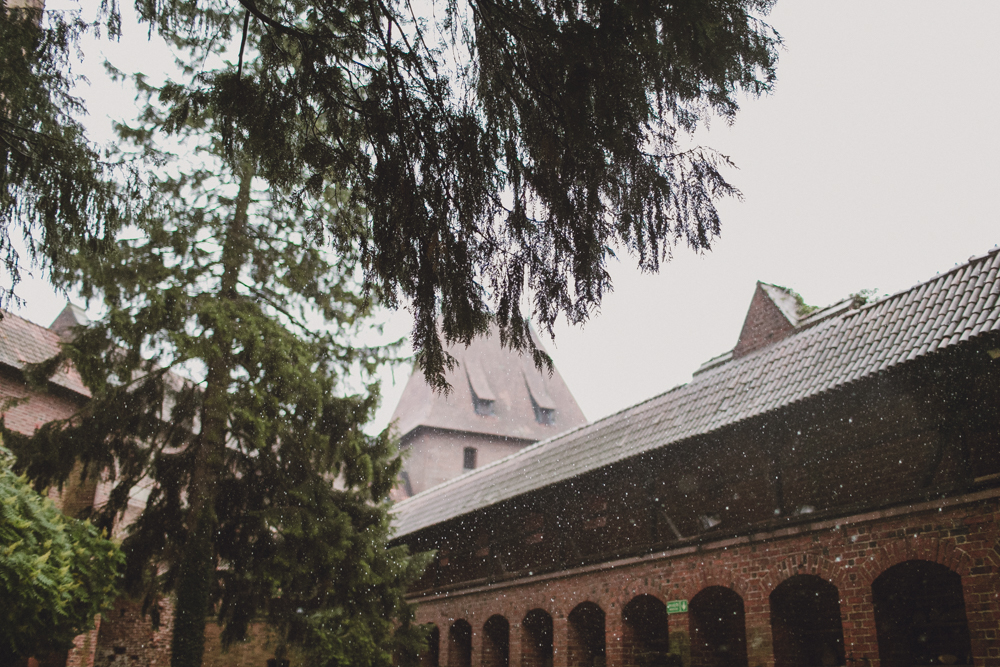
10, 2, 999, 431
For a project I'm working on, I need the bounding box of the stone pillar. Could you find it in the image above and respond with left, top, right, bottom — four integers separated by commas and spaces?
552, 614, 569, 667
840, 584, 879, 667
743, 592, 773, 667
508, 619, 522, 667
605, 611, 623, 667
669, 611, 690, 667
962, 566, 1000, 667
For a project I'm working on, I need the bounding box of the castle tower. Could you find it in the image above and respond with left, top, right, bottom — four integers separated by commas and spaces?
390, 327, 586, 498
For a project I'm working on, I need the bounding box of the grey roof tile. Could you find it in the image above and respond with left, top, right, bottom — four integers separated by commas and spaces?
393, 247, 1000, 537
388, 324, 587, 443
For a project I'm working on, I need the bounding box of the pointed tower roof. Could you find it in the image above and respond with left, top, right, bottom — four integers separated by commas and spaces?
49, 302, 90, 339
390, 327, 587, 442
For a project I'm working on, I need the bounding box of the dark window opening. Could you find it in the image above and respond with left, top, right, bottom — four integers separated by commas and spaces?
622, 594, 670, 667
420, 625, 440, 667
474, 396, 496, 416
770, 575, 845, 667
569, 602, 606, 667
529, 395, 556, 425
463, 447, 478, 470
484, 615, 511, 667
399, 470, 413, 496
522, 609, 554, 667
535, 406, 555, 425
449, 620, 473, 667
872, 560, 973, 667
690, 586, 749, 667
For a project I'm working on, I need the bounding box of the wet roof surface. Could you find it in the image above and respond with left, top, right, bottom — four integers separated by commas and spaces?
389, 325, 587, 442
0, 311, 90, 397
392, 247, 1000, 537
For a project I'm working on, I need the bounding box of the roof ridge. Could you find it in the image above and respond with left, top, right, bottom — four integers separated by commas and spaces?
394, 378, 696, 509
846, 245, 1000, 319
1, 308, 63, 342
392, 245, 1000, 537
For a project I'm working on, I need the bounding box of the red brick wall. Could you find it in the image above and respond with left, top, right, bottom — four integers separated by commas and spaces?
0, 369, 97, 519
78, 598, 299, 667
85, 599, 173, 667
732, 287, 796, 359
411, 494, 1000, 667
0, 370, 83, 436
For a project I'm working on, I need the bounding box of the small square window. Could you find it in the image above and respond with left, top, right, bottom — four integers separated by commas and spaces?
463, 447, 478, 470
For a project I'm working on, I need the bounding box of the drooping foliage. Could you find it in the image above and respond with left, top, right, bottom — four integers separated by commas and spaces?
0, 4, 132, 308
3, 73, 430, 666
3, 0, 779, 385
0, 446, 122, 663
126, 0, 781, 388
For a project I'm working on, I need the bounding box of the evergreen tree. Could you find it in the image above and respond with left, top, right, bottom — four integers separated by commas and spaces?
127, 0, 781, 387
3, 73, 430, 667
0, 3, 133, 307
0, 446, 122, 663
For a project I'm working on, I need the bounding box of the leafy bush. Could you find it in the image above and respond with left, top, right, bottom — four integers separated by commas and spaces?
0, 446, 122, 662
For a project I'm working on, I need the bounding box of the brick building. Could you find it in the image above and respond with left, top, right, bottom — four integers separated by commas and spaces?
390, 327, 587, 498
0, 307, 272, 667
391, 248, 1000, 667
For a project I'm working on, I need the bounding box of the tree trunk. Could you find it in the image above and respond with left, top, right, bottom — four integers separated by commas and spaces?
170, 165, 254, 667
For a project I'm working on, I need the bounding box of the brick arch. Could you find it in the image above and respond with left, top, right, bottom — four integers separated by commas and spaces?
859, 534, 977, 586
684, 562, 753, 602
494, 589, 561, 624
550, 590, 610, 620
610, 583, 666, 612
758, 551, 850, 595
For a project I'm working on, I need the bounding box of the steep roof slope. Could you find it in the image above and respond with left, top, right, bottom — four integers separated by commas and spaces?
389, 326, 586, 442
0, 308, 90, 397
393, 247, 1000, 537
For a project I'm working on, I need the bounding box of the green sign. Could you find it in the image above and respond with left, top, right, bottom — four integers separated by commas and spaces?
666, 600, 688, 614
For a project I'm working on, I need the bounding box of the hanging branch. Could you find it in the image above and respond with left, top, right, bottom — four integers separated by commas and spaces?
236, 9, 249, 79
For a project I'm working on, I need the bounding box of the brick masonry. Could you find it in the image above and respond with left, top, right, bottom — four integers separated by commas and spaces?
411, 493, 1000, 667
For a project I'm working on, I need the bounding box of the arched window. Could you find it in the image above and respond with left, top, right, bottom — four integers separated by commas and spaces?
622, 595, 670, 667
770, 575, 845, 667
522, 609, 554, 667
689, 586, 748, 667
420, 625, 440, 667
449, 620, 473, 667
872, 560, 973, 667
568, 602, 606, 667
483, 615, 510, 667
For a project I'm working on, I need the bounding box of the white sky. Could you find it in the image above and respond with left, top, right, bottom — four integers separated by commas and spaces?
10, 2, 1000, 432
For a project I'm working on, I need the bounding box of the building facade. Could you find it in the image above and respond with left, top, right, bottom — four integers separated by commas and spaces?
390, 327, 587, 498
391, 249, 1000, 667
0, 307, 274, 667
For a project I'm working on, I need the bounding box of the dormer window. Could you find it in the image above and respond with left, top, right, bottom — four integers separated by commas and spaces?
524, 369, 557, 426
467, 359, 496, 417
533, 404, 555, 425
473, 396, 495, 416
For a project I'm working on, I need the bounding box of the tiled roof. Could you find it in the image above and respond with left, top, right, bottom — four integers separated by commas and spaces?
389, 325, 587, 443
392, 247, 1000, 537
0, 310, 90, 397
